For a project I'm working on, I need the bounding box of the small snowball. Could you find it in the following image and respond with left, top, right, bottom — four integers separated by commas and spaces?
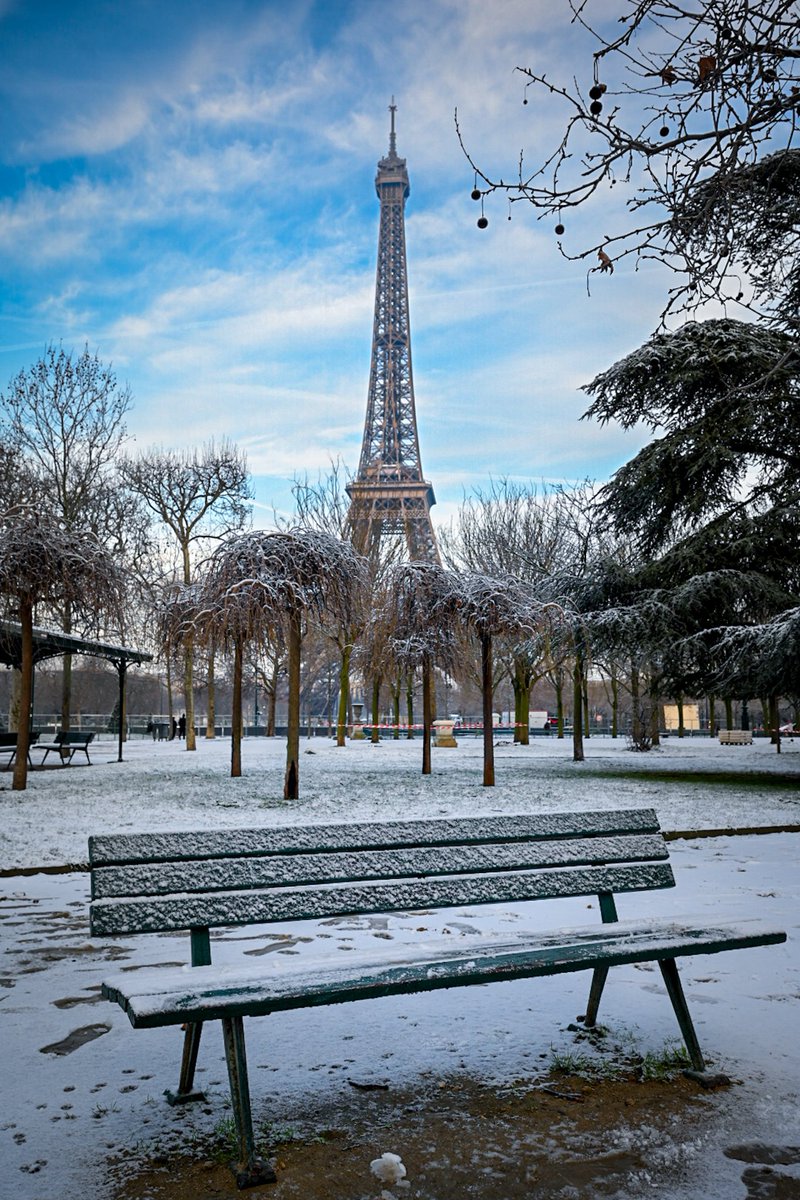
370, 1151, 408, 1185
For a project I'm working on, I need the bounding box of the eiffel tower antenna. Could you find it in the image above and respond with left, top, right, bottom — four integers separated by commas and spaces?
346, 102, 440, 563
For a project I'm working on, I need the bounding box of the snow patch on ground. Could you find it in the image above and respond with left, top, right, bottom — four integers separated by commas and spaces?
0, 734, 798, 1198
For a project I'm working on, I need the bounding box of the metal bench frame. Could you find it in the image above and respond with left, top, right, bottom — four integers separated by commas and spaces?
0, 730, 40, 768
89, 809, 786, 1188
38, 730, 95, 765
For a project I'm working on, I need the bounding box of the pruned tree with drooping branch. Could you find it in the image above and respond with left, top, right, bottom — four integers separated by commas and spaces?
381, 561, 459, 775
458, 0, 800, 328
0, 505, 124, 789
200, 528, 367, 793
288, 459, 398, 747
446, 571, 543, 786
440, 479, 580, 744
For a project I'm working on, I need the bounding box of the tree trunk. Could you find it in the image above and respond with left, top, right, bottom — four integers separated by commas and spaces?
336, 645, 351, 747
677, 694, 685, 738
206, 646, 216, 738
183, 636, 196, 751
518, 675, 530, 746
166, 653, 174, 730
284, 611, 302, 799
554, 671, 565, 738
9, 668, 22, 732
231, 637, 243, 778
630, 664, 641, 744
266, 657, 278, 737
572, 652, 584, 763
512, 671, 522, 744
611, 674, 619, 738
481, 632, 495, 786
421, 656, 433, 775
391, 676, 401, 740
708, 693, 717, 738
770, 695, 781, 752
513, 659, 530, 746
61, 654, 72, 733
582, 673, 590, 739
406, 674, 415, 739
12, 602, 34, 791
60, 598, 73, 733
725, 696, 733, 731
371, 675, 381, 743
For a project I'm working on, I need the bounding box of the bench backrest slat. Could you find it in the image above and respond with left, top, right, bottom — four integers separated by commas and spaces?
88, 809, 660, 867
56, 730, 94, 746
89, 860, 675, 936
0, 731, 40, 747
91, 832, 668, 900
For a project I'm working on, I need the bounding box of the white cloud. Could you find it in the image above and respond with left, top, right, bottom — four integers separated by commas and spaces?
0, 0, 673, 521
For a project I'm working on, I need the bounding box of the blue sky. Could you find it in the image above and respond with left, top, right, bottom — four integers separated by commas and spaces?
0, 0, 669, 529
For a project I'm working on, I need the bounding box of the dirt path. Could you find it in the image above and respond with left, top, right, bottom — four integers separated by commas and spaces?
105, 1072, 800, 1199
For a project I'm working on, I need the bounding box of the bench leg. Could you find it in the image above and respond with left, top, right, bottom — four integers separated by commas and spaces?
165, 1022, 206, 1105
583, 965, 609, 1027
658, 958, 705, 1071
221, 1016, 276, 1188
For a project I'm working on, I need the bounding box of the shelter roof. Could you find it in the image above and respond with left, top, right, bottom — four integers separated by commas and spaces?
0, 620, 152, 670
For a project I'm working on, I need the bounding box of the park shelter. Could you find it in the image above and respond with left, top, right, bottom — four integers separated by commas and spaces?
0, 619, 152, 763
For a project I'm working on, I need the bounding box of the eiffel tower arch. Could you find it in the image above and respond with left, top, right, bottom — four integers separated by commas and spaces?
346, 102, 440, 564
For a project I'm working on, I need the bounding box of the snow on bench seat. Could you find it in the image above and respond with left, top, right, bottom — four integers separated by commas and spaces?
102, 916, 787, 1029
88, 808, 788, 1187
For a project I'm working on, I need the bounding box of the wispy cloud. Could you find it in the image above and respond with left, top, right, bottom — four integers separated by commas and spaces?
0, 0, 669, 522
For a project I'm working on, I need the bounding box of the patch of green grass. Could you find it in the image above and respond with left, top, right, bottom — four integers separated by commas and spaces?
548, 1031, 691, 1083
637, 1042, 692, 1080
201, 1116, 330, 1163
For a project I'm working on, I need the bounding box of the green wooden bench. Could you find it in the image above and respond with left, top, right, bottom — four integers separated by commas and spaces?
88, 809, 786, 1189
0, 729, 40, 768
38, 729, 95, 765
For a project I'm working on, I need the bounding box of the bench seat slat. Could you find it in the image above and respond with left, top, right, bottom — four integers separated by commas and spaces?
91, 833, 669, 900
90, 862, 675, 936
88, 809, 661, 867
101, 917, 787, 1029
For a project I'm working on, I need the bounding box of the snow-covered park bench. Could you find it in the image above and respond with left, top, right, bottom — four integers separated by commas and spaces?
88, 809, 786, 1188
718, 729, 753, 745
37, 729, 95, 765
0, 729, 39, 768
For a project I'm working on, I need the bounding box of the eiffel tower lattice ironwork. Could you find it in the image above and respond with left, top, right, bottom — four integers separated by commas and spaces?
346, 102, 440, 563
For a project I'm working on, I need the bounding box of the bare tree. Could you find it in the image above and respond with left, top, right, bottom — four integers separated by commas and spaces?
447, 572, 538, 786
1, 344, 134, 726
201, 529, 366, 793
122, 439, 252, 751
0, 506, 123, 789
459, 0, 799, 326
441, 480, 573, 742
382, 562, 460, 775
289, 460, 393, 746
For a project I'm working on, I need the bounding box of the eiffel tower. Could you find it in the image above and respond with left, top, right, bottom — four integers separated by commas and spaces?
346, 102, 439, 563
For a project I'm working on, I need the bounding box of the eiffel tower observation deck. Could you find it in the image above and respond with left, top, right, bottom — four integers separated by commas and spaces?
346, 101, 440, 563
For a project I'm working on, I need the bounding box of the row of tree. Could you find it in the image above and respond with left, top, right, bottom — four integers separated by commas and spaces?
1, 335, 796, 793
456, 0, 799, 743
2, 1, 797, 790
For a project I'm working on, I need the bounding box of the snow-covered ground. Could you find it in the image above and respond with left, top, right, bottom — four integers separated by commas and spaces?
1, 734, 798, 1199
2, 731, 799, 870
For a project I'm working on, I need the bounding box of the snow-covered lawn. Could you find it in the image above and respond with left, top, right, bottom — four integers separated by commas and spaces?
1, 734, 798, 1198
2, 732, 799, 870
